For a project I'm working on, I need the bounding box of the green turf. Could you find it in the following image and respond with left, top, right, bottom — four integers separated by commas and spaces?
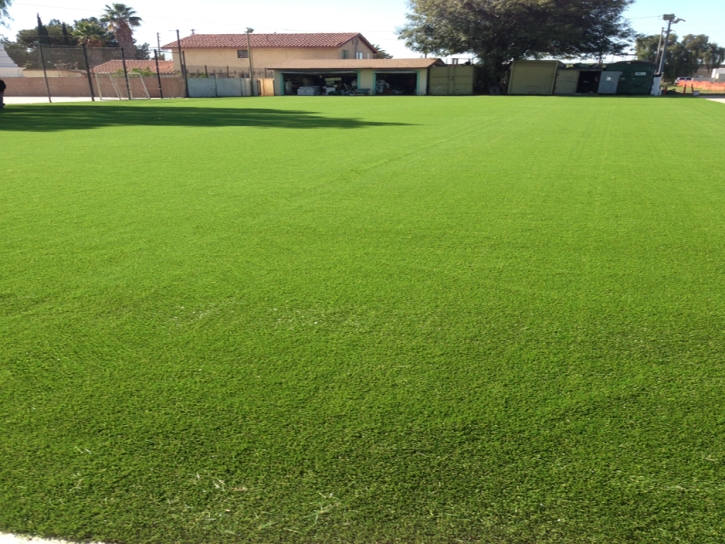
1, 96, 725, 543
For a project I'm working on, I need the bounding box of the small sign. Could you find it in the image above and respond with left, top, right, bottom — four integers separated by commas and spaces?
635, 72, 647, 76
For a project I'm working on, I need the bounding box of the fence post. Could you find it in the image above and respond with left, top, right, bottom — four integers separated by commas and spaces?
82, 44, 96, 101
120, 47, 133, 100
38, 43, 53, 104
154, 50, 164, 99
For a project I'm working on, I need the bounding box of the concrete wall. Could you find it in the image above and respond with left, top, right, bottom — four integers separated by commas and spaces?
2, 76, 187, 98
175, 39, 376, 74
22, 69, 84, 78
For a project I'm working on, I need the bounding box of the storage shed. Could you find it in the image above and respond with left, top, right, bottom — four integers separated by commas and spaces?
429, 65, 479, 95
553, 69, 580, 95
508, 60, 560, 95
269, 58, 444, 96
510, 60, 654, 96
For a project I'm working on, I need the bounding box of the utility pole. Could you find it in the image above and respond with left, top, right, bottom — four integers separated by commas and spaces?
176, 29, 189, 98
157, 32, 162, 56
154, 49, 164, 99
658, 14, 685, 78
654, 27, 665, 69
246, 27, 256, 96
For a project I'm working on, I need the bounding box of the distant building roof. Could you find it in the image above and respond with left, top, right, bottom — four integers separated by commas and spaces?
162, 33, 376, 52
269, 58, 444, 71
91, 59, 175, 74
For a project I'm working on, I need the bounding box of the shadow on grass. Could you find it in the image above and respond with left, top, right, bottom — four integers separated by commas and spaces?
0, 104, 413, 132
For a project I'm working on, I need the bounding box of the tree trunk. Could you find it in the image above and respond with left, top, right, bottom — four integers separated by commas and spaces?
115, 26, 135, 59
478, 53, 507, 94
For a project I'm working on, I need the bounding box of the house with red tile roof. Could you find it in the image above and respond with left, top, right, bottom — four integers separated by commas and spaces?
162, 33, 378, 78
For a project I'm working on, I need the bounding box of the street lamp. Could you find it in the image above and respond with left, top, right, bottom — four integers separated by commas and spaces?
658, 14, 685, 78
246, 27, 256, 96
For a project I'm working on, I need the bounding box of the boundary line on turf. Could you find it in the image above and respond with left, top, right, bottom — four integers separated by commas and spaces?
0, 534, 105, 544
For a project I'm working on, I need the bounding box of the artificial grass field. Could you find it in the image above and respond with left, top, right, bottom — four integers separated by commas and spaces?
1, 96, 724, 543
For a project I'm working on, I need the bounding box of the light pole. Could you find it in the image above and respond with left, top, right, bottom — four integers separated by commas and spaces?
246, 27, 256, 96
658, 14, 685, 78
654, 27, 665, 69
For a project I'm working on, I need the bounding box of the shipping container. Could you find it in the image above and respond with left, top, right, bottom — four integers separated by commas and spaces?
606, 61, 656, 95
429, 65, 477, 95
508, 60, 560, 95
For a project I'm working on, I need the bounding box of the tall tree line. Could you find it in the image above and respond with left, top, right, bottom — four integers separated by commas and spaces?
1, 4, 148, 69
636, 33, 724, 80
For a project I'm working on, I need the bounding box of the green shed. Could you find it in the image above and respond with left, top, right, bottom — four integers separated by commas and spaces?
606, 61, 656, 95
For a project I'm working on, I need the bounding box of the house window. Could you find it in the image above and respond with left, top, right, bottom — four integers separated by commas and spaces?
356, 51, 363, 59
237, 50, 249, 58
341, 50, 349, 59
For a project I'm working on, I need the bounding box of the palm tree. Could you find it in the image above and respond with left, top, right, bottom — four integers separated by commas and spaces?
100, 3, 141, 58
372, 44, 393, 59
72, 20, 108, 47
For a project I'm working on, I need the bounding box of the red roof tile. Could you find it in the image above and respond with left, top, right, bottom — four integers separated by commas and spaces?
91, 59, 175, 74
162, 33, 376, 52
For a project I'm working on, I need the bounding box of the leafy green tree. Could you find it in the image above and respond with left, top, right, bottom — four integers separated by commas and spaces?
72, 20, 109, 46
100, 3, 141, 58
37, 14, 50, 45
130, 66, 154, 76
13, 18, 75, 47
61, 22, 72, 45
682, 34, 724, 71
636, 33, 724, 80
4, 18, 81, 68
0, 0, 11, 22
0, 38, 33, 67
398, 0, 634, 88
134, 41, 150, 59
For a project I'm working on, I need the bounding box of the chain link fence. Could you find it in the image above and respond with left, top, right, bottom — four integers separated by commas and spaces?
2, 43, 186, 101
2, 42, 274, 100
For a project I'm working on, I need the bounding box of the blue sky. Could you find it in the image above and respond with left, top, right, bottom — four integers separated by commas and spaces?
2, 0, 723, 60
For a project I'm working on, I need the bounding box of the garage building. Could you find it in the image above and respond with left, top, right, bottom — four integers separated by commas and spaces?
269, 58, 444, 96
